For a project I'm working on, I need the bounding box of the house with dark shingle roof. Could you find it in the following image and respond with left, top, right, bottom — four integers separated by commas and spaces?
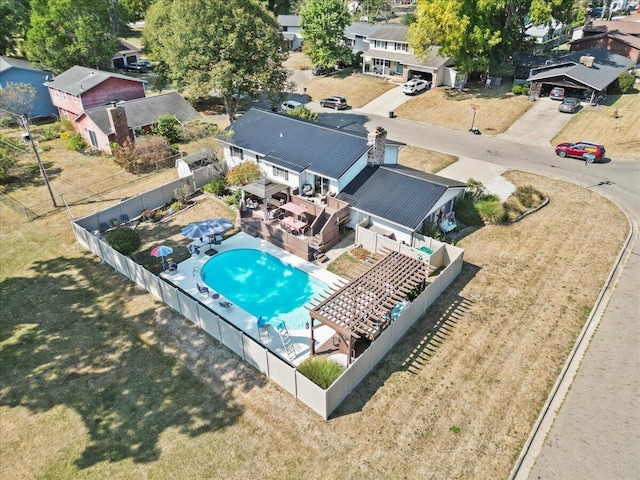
74, 92, 200, 154
527, 47, 635, 98
361, 24, 457, 86
222, 108, 465, 243
0, 56, 57, 118
44, 65, 146, 121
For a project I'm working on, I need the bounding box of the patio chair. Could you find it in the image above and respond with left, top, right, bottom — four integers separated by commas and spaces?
212, 234, 223, 245
302, 184, 313, 196
100, 222, 110, 232
110, 218, 120, 228
166, 262, 178, 275
218, 301, 232, 309
196, 283, 209, 294
121, 213, 131, 224
188, 244, 200, 256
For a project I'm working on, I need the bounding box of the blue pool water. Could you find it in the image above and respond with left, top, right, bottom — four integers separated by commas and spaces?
201, 249, 330, 330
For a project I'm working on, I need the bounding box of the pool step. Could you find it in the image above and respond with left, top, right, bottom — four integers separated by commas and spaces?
276, 321, 297, 361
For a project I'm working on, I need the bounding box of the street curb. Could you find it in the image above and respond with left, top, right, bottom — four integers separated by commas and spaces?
508, 197, 637, 480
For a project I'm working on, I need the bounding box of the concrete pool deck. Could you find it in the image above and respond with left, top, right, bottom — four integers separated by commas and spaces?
161, 232, 346, 366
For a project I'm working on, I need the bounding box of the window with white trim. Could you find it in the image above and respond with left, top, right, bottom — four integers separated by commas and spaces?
54, 89, 60, 98
62, 91, 67, 100
375, 40, 387, 49
272, 165, 288, 181
72, 94, 78, 103
230, 146, 244, 160
394, 42, 408, 52
374, 58, 391, 67
87, 129, 98, 147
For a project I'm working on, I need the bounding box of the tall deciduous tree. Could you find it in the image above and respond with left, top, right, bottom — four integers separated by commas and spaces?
0, 0, 30, 55
143, 0, 289, 123
25, 0, 119, 72
259, 0, 292, 15
408, 0, 575, 74
300, 0, 352, 68
0, 83, 36, 118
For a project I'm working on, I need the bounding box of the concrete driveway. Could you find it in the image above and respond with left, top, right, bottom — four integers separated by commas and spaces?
352, 83, 414, 117
497, 96, 576, 147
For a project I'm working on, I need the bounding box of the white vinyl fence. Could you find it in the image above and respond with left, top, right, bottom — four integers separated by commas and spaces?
70, 177, 464, 419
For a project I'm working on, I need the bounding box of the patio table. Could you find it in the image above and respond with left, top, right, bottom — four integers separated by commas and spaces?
280, 216, 307, 234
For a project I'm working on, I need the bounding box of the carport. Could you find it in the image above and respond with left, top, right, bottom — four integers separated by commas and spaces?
527, 48, 634, 102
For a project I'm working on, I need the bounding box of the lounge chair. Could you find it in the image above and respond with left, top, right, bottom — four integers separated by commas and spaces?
196, 283, 209, 294
218, 301, 232, 309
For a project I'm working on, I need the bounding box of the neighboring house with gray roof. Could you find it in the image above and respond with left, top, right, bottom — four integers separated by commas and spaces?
0, 56, 57, 118
527, 47, 635, 98
222, 108, 464, 243
44, 65, 146, 121
74, 92, 200, 154
277, 15, 303, 51
111, 40, 141, 70
361, 24, 458, 86
344, 22, 380, 53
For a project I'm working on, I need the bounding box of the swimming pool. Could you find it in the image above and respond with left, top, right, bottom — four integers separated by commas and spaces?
201, 249, 331, 330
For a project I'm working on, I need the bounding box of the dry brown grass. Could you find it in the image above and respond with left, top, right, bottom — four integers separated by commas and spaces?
303, 73, 396, 108
395, 83, 535, 134
0, 148, 629, 478
284, 51, 314, 71
551, 92, 640, 158
399, 145, 459, 173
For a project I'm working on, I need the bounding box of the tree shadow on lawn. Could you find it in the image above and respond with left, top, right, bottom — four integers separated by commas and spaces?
330, 261, 481, 418
444, 83, 517, 102
0, 254, 246, 469
2, 160, 63, 195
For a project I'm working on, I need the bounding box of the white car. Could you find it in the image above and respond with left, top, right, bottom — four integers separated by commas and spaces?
402, 79, 429, 95
280, 100, 303, 112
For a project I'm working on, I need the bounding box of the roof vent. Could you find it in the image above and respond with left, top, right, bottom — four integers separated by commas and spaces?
579, 55, 595, 68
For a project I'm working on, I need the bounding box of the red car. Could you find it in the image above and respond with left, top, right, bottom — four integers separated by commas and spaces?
549, 87, 565, 100
555, 142, 606, 161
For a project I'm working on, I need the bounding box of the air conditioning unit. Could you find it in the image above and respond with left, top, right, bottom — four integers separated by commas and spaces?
579, 55, 595, 67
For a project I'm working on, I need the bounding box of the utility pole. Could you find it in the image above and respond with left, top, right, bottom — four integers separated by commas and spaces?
21, 115, 58, 207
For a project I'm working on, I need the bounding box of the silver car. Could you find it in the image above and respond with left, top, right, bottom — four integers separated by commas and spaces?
558, 97, 581, 114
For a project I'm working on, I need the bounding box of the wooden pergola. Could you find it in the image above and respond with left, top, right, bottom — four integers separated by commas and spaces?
308, 250, 428, 365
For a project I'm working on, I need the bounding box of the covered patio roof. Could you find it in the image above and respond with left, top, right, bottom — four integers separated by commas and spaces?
308, 250, 428, 344
242, 178, 289, 199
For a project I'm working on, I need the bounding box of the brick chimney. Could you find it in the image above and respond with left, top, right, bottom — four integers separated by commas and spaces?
367, 126, 387, 165
108, 104, 130, 146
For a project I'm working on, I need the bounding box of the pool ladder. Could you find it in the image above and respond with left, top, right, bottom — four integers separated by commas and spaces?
193, 266, 202, 279
276, 321, 296, 361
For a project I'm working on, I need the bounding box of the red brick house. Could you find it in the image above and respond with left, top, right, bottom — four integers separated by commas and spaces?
44, 66, 146, 122
571, 20, 640, 63
74, 92, 200, 154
